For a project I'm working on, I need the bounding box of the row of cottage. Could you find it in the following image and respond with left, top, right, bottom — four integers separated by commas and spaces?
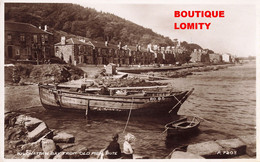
55, 37, 180, 66
5, 21, 234, 65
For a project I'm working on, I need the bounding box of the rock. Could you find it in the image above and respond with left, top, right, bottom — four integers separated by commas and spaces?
216, 138, 246, 156
56, 143, 75, 151
170, 151, 204, 159
5, 112, 20, 127
9, 140, 25, 148
41, 138, 56, 159
24, 117, 43, 132
15, 115, 28, 125
246, 146, 256, 157
238, 135, 256, 145
187, 141, 223, 158
53, 132, 75, 143
15, 115, 43, 131
27, 122, 50, 142
238, 135, 256, 157
6, 126, 27, 141
20, 140, 42, 159
21, 140, 42, 152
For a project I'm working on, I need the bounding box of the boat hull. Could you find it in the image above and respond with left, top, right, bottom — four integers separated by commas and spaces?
165, 117, 200, 136
38, 85, 193, 117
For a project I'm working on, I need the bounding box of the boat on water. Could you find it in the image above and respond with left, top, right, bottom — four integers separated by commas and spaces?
38, 83, 194, 116
165, 116, 200, 136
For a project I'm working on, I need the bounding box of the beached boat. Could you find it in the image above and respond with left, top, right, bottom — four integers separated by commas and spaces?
38, 83, 194, 116
165, 116, 200, 136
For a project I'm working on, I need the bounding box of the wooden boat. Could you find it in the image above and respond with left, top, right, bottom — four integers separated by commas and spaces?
165, 116, 200, 136
38, 83, 194, 117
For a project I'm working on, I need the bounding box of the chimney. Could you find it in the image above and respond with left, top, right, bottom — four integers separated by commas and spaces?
61, 36, 66, 45
138, 45, 141, 51
39, 26, 41, 29
161, 47, 165, 51
44, 25, 47, 31
79, 39, 85, 43
118, 42, 121, 49
105, 41, 108, 47
147, 44, 151, 52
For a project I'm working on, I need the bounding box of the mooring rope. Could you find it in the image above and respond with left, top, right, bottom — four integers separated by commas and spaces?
168, 88, 194, 114
123, 97, 134, 133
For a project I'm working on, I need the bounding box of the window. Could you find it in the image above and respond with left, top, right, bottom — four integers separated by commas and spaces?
45, 35, 48, 42
33, 35, 38, 43
41, 35, 45, 44
55, 47, 59, 53
7, 34, 12, 41
20, 34, 25, 42
16, 49, 20, 55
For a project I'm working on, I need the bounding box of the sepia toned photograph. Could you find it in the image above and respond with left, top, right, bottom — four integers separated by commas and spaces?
2, 1, 257, 160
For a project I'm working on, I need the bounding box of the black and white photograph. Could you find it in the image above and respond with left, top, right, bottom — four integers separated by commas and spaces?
1, 0, 258, 160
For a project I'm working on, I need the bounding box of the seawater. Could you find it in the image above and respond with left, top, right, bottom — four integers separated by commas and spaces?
23, 62, 256, 159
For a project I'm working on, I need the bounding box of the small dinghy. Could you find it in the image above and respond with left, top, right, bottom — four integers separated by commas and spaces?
165, 116, 200, 137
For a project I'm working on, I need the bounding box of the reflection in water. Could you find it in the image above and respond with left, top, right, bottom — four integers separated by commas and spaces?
17, 63, 255, 158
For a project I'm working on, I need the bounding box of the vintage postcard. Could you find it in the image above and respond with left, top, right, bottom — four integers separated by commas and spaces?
1, 0, 258, 161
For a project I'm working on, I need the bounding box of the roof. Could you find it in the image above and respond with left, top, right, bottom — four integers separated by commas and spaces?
55, 38, 94, 46
66, 38, 89, 45
5, 21, 53, 35
88, 40, 119, 49
128, 45, 137, 51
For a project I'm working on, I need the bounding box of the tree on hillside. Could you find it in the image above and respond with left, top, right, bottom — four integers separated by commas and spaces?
5, 3, 175, 46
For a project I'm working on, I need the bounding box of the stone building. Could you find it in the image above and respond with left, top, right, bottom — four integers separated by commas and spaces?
55, 37, 94, 65
55, 37, 179, 66
5, 21, 54, 63
209, 53, 222, 63
222, 53, 232, 63
190, 49, 210, 63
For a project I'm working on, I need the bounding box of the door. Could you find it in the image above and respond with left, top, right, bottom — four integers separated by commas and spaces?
8, 46, 13, 58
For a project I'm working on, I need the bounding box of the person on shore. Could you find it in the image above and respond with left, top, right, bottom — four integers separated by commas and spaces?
122, 133, 136, 159
103, 133, 121, 159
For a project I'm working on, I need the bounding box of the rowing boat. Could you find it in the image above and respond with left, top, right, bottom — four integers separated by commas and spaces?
165, 116, 200, 136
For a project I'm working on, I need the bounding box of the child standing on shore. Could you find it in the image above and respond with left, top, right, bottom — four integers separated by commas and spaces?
122, 133, 136, 159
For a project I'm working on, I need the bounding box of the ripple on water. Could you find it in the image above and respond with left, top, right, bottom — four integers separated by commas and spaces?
17, 63, 255, 158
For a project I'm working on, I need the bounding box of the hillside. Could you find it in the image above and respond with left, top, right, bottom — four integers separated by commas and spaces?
5, 3, 174, 46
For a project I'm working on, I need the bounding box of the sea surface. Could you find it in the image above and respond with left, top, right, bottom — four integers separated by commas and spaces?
21, 62, 256, 158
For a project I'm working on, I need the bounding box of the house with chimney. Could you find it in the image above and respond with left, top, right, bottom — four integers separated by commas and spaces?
190, 49, 210, 63
5, 21, 54, 64
209, 53, 222, 63
54, 37, 94, 65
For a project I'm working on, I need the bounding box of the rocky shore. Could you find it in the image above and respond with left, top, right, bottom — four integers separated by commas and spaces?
146, 64, 233, 80
5, 63, 250, 159
5, 112, 255, 159
5, 112, 92, 159
167, 135, 256, 159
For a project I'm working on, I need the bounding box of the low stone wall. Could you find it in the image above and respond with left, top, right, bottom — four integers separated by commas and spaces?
167, 135, 256, 159
4, 112, 90, 159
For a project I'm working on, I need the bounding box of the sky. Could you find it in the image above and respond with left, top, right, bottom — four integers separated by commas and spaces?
77, 3, 257, 57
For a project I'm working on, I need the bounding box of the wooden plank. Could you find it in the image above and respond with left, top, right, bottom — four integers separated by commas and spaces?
108, 86, 168, 90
